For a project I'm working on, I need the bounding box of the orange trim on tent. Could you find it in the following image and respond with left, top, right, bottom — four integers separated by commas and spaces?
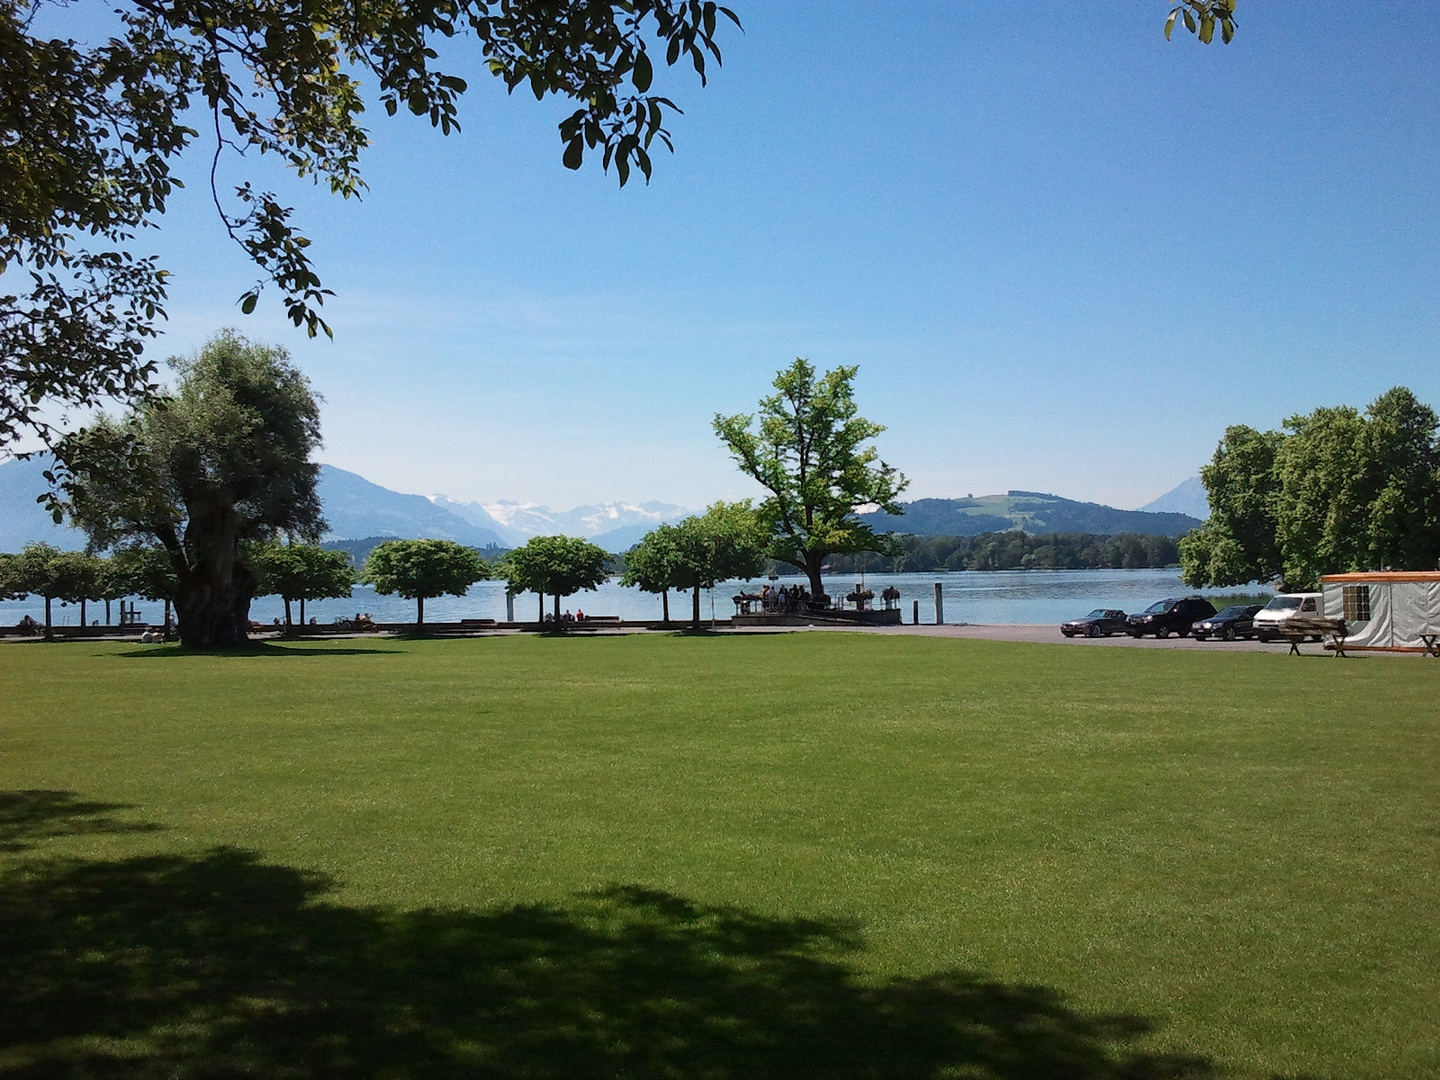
1320, 571, 1440, 583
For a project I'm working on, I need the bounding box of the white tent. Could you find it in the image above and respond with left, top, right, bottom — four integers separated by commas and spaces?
1322, 572, 1440, 654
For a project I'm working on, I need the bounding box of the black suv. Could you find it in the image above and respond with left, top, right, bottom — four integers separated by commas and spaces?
1127, 596, 1217, 638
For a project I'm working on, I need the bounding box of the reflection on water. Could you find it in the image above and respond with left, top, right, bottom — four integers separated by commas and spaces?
0, 568, 1265, 628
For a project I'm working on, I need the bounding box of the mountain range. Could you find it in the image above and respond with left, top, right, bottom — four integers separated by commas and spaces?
0, 457, 1206, 552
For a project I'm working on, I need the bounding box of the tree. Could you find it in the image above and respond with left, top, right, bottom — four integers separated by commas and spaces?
1179, 425, 1285, 589
108, 544, 180, 629
0, 0, 740, 446
0, 552, 24, 601
1182, 387, 1440, 590
251, 541, 356, 632
50, 549, 104, 629
11, 542, 67, 637
621, 525, 682, 624
502, 535, 609, 623
359, 539, 489, 627
51, 332, 323, 648
623, 505, 766, 629
714, 359, 907, 600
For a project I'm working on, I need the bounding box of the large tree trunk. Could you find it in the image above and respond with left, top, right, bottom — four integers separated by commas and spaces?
299, 596, 306, 626
692, 584, 701, 630
283, 597, 293, 634
661, 589, 669, 625
105, 599, 111, 625
174, 562, 255, 648
44, 595, 52, 640
416, 595, 425, 627
553, 593, 561, 621
80, 598, 87, 627
805, 551, 826, 604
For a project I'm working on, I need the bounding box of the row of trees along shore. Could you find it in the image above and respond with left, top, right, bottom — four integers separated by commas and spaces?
821, 532, 1180, 575
20, 343, 911, 644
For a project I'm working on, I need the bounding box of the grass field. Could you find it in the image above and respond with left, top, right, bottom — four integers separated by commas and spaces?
1, 634, 1436, 1079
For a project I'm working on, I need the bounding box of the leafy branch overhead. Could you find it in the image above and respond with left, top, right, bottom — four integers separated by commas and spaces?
1165, 1, 1237, 45
0, 0, 740, 443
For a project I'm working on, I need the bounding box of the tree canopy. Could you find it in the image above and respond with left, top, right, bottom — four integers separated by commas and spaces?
251, 541, 356, 630
502, 535, 609, 622
624, 502, 766, 627
714, 359, 907, 600
51, 331, 323, 647
0, 0, 740, 445
359, 538, 489, 625
1181, 387, 1440, 590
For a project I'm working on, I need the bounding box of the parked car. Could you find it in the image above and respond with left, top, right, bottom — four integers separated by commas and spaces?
1127, 596, 1217, 638
1191, 604, 1263, 641
1252, 593, 1323, 642
1061, 609, 1130, 637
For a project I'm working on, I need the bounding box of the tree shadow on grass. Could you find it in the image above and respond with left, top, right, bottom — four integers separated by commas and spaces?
0, 845, 1213, 1079
113, 643, 403, 659
0, 790, 163, 852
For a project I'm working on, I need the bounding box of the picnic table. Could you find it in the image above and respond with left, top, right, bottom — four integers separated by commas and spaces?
1283, 615, 1348, 657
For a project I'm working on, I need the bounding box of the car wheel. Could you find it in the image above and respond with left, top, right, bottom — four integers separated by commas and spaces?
1130, 630, 1143, 639
1156, 627, 1170, 639
1193, 633, 1208, 641
1088, 624, 1100, 638
1223, 626, 1236, 641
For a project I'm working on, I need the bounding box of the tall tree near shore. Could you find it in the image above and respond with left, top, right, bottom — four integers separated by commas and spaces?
502, 536, 609, 623
1182, 387, 1440, 590
50, 332, 323, 648
360, 540, 489, 627
714, 359, 907, 600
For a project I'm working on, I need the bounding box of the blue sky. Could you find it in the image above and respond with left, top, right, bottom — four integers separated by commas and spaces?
54, 2, 1440, 509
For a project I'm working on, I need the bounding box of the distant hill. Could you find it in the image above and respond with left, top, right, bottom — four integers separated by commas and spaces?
318, 466, 508, 547
0, 456, 86, 552
859, 492, 1202, 538
1138, 476, 1209, 520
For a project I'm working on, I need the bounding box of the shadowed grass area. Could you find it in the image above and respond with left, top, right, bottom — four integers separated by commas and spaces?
0, 634, 1436, 1078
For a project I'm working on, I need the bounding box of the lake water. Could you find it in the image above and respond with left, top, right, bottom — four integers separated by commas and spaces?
0, 568, 1265, 628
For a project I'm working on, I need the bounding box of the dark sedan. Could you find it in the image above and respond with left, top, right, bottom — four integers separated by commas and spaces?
1191, 604, 1263, 641
1061, 609, 1130, 638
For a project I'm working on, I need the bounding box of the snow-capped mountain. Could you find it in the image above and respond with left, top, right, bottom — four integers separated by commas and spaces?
431, 496, 689, 549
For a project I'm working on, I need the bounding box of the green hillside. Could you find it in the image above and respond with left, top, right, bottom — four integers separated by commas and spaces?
860, 492, 1203, 538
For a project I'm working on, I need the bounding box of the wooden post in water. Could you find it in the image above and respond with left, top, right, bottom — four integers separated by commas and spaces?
913, 599, 919, 625
505, 589, 515, 622
934, 582, 943, 625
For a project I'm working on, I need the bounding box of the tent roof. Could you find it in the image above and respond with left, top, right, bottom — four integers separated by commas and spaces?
1321, 571, 1440, 583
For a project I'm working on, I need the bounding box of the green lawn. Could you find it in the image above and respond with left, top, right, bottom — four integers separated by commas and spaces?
1, 634, 1436, 1079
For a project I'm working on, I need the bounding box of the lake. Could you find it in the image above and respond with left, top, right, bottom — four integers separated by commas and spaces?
0, 568, 1265, 629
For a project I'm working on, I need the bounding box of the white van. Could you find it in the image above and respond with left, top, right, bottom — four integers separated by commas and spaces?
1252, 593, 1323, 641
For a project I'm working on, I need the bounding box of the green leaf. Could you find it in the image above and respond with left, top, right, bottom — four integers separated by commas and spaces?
563, 137, 584, 170
1164, 10, 1178, 40
240, 292, 258, 314
633, 50, 653, 92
